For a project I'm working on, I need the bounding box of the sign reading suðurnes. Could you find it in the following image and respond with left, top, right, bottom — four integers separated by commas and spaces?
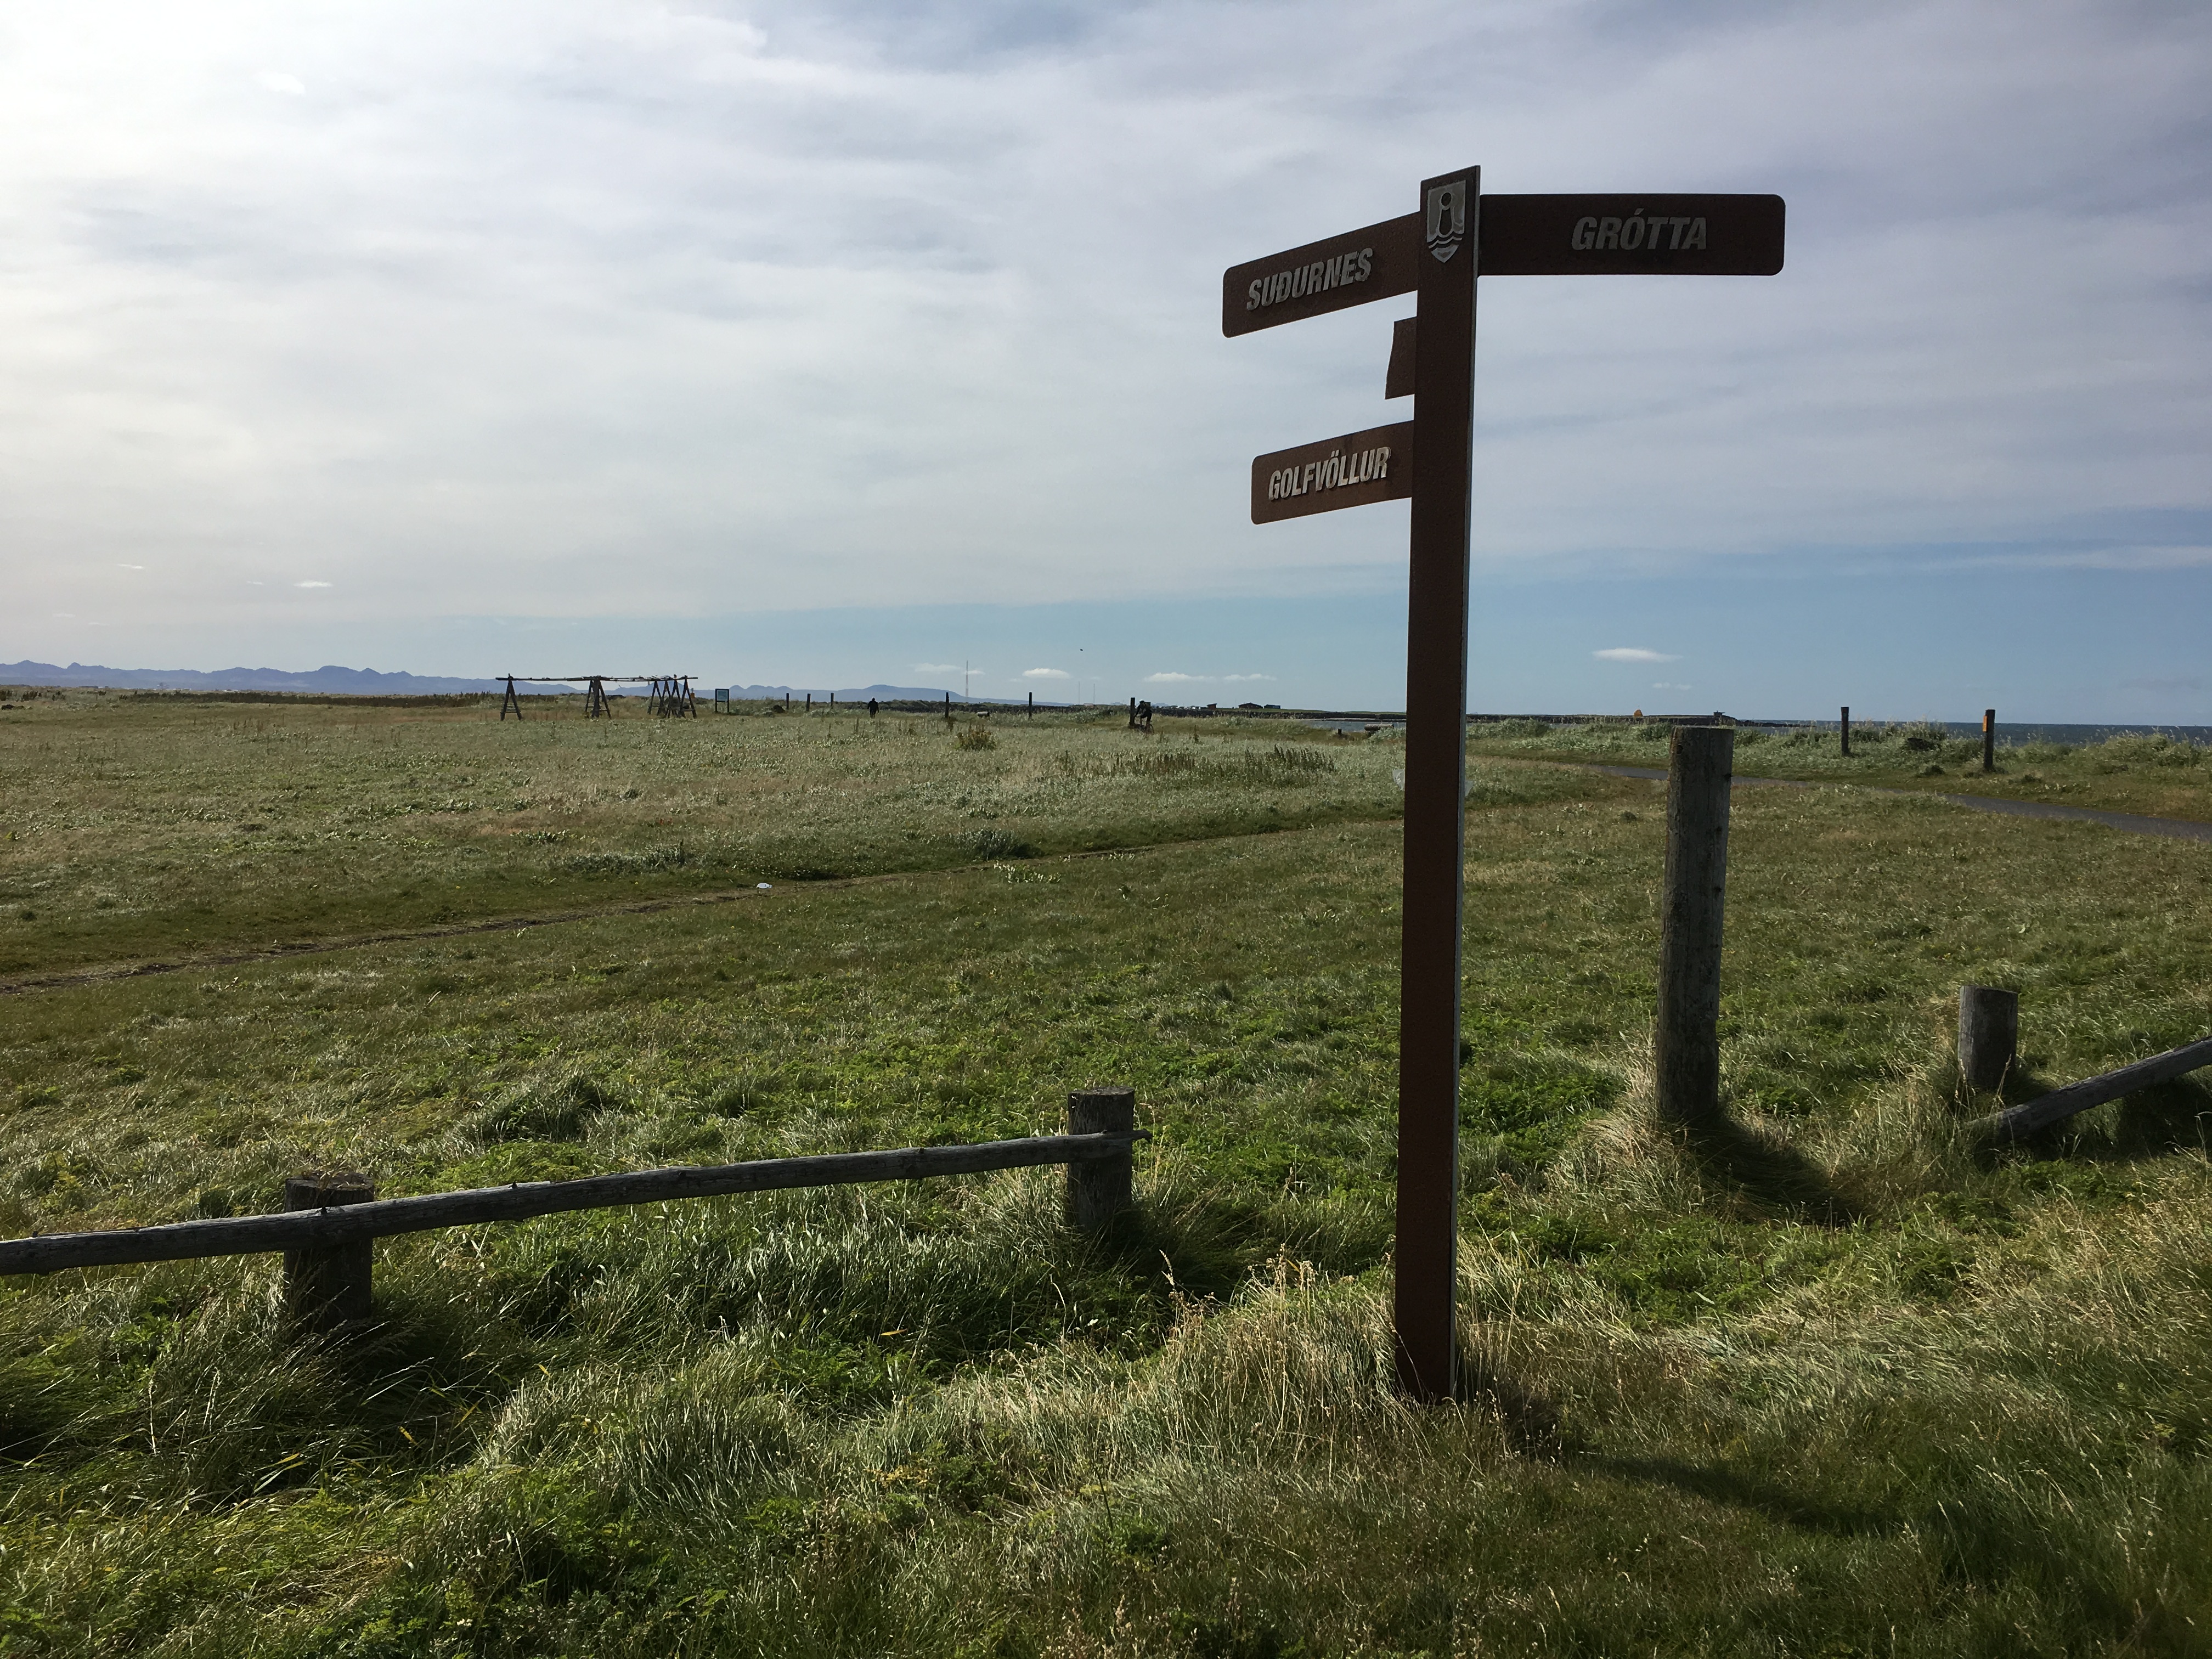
1250, 421, 1414, 523
1221, 214, 1419, 337
1480, 194, 1784, 276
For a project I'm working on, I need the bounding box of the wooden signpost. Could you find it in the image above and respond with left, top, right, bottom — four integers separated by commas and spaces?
1225, 171, 1784, 1401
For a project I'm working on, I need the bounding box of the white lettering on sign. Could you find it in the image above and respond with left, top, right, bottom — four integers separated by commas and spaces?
1245, 245, 1376, 312
1570, 213, 1708, 253
1265, 444, 1393, 501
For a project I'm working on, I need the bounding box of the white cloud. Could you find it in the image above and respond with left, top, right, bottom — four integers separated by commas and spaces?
1971, 544, 2212, 571
913, 662, 964, 674
1222, 673, 1276, 682
1146, 672, 1202, 682
296, 580, 333, 589
0, 0, 2206, 676
1595, 648, 1679, 663
1021, 667, 1070, 680
1146, 670, 1276, 683
1652, 681, 1691, 690
117, 562, 144, 570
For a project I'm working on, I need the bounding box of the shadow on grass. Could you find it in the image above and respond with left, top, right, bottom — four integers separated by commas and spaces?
1678, 1114, 1863, 1225
1964, 1060, 2212, 1168
1455, 1354, 1571, 1459
2107, 1077, 2212, 1157
1580, 1452, 1902, 1537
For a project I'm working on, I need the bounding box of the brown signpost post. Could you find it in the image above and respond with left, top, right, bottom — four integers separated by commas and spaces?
1224, 173, 1784, 1402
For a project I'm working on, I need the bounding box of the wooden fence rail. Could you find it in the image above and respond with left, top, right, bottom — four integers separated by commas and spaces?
0, 1132, 1139, 1278
0, 1087, 1147, 1331
1975, 1037, 2212, 1143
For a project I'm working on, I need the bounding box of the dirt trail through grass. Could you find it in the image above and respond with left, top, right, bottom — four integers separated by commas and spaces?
0, 826, 1403, 998
0, 697, 1615, 980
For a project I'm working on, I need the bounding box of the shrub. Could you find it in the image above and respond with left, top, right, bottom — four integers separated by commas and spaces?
966, 827, 1032, 859
562, 847, 689, 876
470, 1073, 624, 1142
1237, 745, 1335, 785
955, 726, 996, 751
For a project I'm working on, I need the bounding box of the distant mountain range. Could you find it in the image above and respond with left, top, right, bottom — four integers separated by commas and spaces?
727, 684, 994, 703
0, 659, 531, 695
0, 660, 996, 701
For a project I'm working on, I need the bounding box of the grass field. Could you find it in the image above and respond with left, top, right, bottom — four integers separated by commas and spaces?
3, 697, 2210, 1656
1463, 716, 2212, 823
0, 692, 1509, 983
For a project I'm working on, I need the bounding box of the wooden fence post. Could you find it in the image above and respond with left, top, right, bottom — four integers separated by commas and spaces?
1656, 726, 1735, 1128
283, 1172, 376, 1334
1983, 708, 1995, 773
1065, 1087, 1135, 1231
1839, 705, 1850, 757
1959, 985, 2018, 1092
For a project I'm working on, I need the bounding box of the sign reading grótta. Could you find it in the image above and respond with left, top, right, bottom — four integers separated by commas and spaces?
1479, 194, 1784, 276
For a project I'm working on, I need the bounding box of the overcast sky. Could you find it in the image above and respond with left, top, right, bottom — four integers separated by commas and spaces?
3, 0, 2208, 717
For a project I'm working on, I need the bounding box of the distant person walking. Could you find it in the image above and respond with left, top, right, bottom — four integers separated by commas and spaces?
867, 698, 879, 718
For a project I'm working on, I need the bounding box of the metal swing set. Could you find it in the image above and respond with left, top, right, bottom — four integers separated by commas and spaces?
496, 675, 698, 719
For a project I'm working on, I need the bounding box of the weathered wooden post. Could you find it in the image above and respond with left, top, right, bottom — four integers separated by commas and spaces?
1839, 704, 1850, 757
1983, 708, 1995, 773
1958, 985, 2018, 1092
1655, 726, 1735, 1127
283, 1172, 376, 1334
1065, 1086, 1135, 1231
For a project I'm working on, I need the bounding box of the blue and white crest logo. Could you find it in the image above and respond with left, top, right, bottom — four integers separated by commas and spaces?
1425, 179, 1468, 263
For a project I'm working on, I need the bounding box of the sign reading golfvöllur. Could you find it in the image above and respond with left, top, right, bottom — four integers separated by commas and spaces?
1223, 172, 1784, 1403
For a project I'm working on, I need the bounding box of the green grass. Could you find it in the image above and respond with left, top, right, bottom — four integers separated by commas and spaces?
1465, 716, 2212, 822
0, 695, 1531, 981
2, 698, 2211, 1655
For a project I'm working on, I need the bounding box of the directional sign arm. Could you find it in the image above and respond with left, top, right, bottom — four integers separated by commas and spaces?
1479, 194, 1784, 275
1250, 422, 1414, 523
1385, 318, 1417, 398
1222, 213, 1421, 337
